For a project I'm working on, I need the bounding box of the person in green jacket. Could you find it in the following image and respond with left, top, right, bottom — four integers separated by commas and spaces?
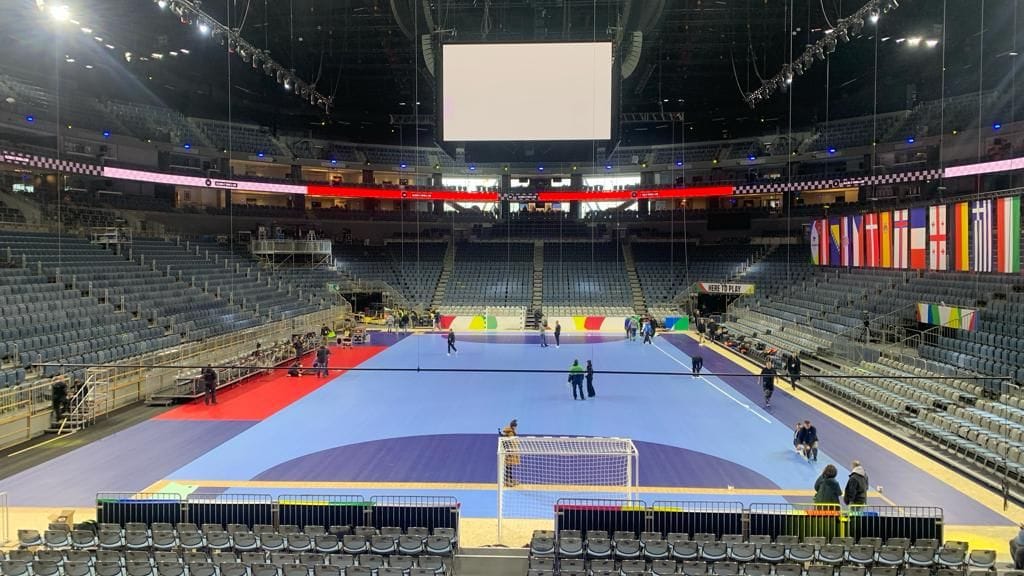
814, 464, 843, 505
568, 359, 586, 400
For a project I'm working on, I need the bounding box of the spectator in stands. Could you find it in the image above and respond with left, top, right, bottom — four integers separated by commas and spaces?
697, 317, 707, 345
813, 464, 842, 505
585, 360, 595, 397
539, 323, 549, 348
844, 461, 870, 506
1011, 525, 1024, 569
691, 353, 703, 376
447, 329, 458, 356
316, 345, 330, 378
800, 420, 819, 462
201, 365, 218, 405
760, 360, 777, 407
862, 310, 871, 344
51, 378, 68, 420
793, 422, 805, 456
292, 336, 303, 358
554, 321, 562, 348
500, 419, 519, 486
785, 354, 801, 390
568, 360, 586, 400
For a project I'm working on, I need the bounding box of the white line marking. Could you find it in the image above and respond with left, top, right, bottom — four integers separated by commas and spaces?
651, 341, 772, 423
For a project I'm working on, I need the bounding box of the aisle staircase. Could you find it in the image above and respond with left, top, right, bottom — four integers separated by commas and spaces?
622, 241, 648, 316
431, 240, 455, 309
525, 241, 545, 330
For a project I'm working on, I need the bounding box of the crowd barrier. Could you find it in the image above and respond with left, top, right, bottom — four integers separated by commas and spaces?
438, 315, 521, 331
549, 317, 628, 333
555, 499, 943, 542
96, 493, 460, 532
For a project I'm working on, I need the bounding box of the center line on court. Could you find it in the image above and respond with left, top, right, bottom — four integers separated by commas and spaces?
651, 341, 772, 423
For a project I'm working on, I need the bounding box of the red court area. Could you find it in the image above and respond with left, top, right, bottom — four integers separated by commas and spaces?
157, 346, 387, 421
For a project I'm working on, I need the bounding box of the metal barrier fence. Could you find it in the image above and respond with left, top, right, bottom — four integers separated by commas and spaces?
96, 493, 184, 526
545, 500, 941, 543
650, 501, 746, 538
278, 495, 370, 530
94, 493, 461, 534
555, 499, 648, 537
369, 496, 460, 532
0, 492, 9, 545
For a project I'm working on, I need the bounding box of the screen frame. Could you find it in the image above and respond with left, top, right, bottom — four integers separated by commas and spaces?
435, 39, 620, 147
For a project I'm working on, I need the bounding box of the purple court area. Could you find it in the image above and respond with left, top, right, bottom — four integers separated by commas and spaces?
660, 335, 1011, 526
0, 420, 255, 506
252, 434, 775, 488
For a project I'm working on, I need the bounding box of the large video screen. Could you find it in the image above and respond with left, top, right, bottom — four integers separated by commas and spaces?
441, 42, 614, 142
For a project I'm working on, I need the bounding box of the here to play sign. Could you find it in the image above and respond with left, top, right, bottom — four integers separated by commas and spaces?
697, 282, 755, 295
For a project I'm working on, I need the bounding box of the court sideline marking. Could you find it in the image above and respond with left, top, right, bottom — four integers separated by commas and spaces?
651, 340, 771, 423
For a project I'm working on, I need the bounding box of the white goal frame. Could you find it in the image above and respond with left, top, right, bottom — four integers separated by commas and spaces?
497, 435, 639, 542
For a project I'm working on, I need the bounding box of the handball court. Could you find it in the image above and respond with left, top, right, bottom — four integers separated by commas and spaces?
0, 331, 1017, 552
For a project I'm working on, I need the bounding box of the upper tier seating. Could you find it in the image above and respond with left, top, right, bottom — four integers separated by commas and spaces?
633, 243, 760, 306
444, 243, 533, 307
334, 242, 446, 308
542, 242, 630, 311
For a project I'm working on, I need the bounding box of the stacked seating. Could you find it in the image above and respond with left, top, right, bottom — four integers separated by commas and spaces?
633, 243, 760, 307
99, 100, 208, 145
445, 243, 533, 307
542, 242, 630, 313
527, 530, 993, 576
16, 522, 457, 576
192, 119, 284, 156
133, 239, 322, 323
334, 242, 446, 308
0, 199, 27, 224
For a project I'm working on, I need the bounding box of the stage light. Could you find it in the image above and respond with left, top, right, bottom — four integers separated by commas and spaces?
748, 155, 756, 161
907, 37, 922, 47
605, 165, 613, 170
25, 115, 34, 123
712, 159, 719, 165
124, 52, 132, 62
838, 28, 850, 43
330, 159, 338, 165
869, 9, 880, 23
952, 129, 958, 135
828, 147, 837, 154
993, 123, 1002, 131
257, 152, 265, 158
906, 137, 915, 144
538, 166, 544, 172
675, 160, 683, 167
198, 22, 210, 35
179, 48, 190, 55
469, 166, 476, 171
48, 4, 70, 22
157, 0, 167, 8
400, 163, 408, 169
183, 143, 192, 150
103, 130, 111, 138
925, 39, 938, 48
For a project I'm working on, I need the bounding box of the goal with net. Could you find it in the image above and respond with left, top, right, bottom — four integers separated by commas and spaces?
497, 435, 639, 542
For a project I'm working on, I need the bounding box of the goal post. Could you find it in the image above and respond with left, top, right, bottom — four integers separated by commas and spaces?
497, 436, 639, 543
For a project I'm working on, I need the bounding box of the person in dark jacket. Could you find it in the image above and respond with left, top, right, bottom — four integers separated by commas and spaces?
844, 461, 870, 505
697, 318, 707, 344
800, 420, 819, 462
585, 360, 596, 398
554, 321, 562, 348
568, 360, 586, 400
447, 328, 457, 356
691, 353, 704, 376
52, 378, 68, 419
202, 365, 218, 405
760, 360, 777, 407
792, 422, 805, 455
315, 345, 330, 378
813, 464, 842, 505
785, 354, 801, 390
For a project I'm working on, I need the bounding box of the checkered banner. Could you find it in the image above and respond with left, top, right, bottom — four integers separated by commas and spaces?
734, 168, 944, 195
0, 149, 104, 177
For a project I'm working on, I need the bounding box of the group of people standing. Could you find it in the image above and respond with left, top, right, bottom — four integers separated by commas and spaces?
624, 316, 655, 344
567, 359, 596, 400
538, 320, 562, 348
813, 460, 871, 506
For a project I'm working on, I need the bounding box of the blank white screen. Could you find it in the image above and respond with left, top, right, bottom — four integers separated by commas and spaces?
442, 42, 613, 141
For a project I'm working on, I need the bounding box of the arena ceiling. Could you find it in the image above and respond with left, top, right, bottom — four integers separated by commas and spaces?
1, 0, 1020, 147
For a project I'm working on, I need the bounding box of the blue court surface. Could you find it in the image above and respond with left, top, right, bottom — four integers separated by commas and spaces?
0, 332, 1010, 527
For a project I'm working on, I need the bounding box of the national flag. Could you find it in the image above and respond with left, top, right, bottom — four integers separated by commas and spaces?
829, 216, 841, 266
864, 213, 880, 267
950, 202, 969, 272
996, 195, 1021, 273
879, 211, 892, 268
909, 207, 927, 270
928, 204, 948, 271
851, 214, 864, 267
817, 219, 830, 266
810, 220, 821, 265
840, 216, 851, 266
893, 209, 909, 269
972, 199, 993, 272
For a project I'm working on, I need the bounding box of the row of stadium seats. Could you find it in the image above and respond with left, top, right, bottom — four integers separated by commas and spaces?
527, 559, 988, 576
0, 556, 444, 576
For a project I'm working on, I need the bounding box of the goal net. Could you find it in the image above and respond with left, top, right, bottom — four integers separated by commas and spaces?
497, 436, 639, 542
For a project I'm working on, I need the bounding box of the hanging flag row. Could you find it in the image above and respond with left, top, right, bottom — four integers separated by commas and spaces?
810, 195, 1021, 273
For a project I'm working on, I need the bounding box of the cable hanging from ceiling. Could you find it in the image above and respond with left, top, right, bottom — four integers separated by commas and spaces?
744, 0, 901, 108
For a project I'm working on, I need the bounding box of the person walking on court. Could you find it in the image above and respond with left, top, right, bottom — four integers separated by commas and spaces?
760, 359, 777, 407
642, 319, 654, 344
843, 461, 870, 506
201, 365, 218, 405
554, 321, 562, 348
539, 323, 549, 348
585, 360, 596, 398
697, 317, 706, 345
624, 317, 632, 340
568, 359, 586, 400
786, 354, 801, 390
316, 344, 330, 378
691, 353, 704, 376
813, 464, 842, 505
800, 419, 819, 462
447, 328, 458, 356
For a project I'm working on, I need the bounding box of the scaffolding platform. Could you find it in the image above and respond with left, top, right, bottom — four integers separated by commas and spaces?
250, 231, 333, 269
